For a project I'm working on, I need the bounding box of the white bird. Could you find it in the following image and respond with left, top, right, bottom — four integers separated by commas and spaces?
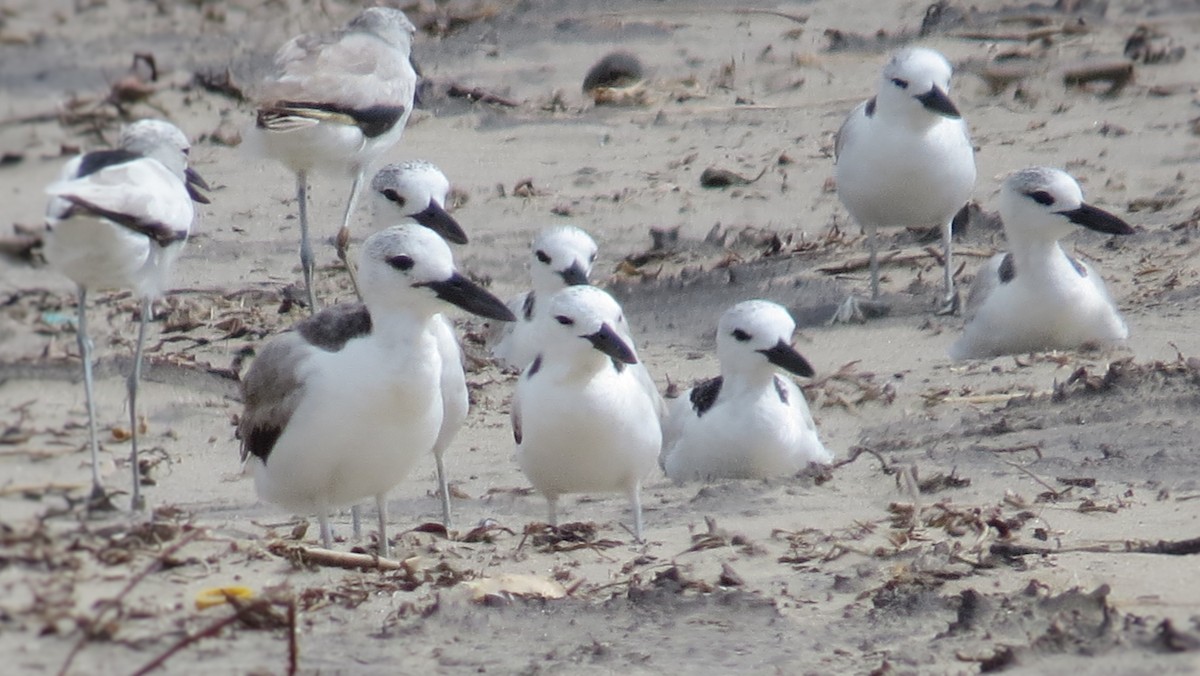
512, 286, 662, 541
249, 7, 418, 312
661, 300, 832, 482
44, 119, 208, 511
366, 160, 468, 527
369, 160, 467, 245
491, 225, 597, 370
832, 46, 975, 323
237, 225, 515, 556
950, 167, 1135, 359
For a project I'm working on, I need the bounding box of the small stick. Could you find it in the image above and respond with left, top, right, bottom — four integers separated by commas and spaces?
831, 445, 897, 476
131, 612, 242, 676
266, 541, 407, 570
446, 83, 520, 108
1002, 460, 1061, 497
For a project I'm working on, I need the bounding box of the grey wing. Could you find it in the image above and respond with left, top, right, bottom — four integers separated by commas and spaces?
237, 332, 311, 464
261, 31, 415, 112
833, 99, 869, 164
962, 253, 1005, 323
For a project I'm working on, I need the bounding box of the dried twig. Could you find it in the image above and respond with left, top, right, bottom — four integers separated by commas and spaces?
446, 83, 519, 107
267, 541, 407, 570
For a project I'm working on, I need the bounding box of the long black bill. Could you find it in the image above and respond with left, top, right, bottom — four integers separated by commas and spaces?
411, 200, 468, 245
421, 272, 515, 321
558, 261, 589, 286
185, 167, 211, 204
915, 85, 961, 119
1059, 203, 1135, 236
585, 323, 637, 365
758, 339, 815, 378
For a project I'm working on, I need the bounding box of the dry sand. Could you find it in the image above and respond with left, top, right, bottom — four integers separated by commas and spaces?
3, 0, 1200, 673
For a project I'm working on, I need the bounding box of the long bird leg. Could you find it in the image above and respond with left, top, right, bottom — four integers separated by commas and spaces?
297, 170, 317, 315
75, 286, 112, 510
126, 294, 152, 511
375, 492, 390, 559
336, 169, 365, 301
936, 216, 960, 315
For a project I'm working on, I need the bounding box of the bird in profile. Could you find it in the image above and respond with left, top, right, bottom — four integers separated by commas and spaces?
512, 286, 662, 541
951, 167, 1135, 359
249, 7, 418, 312
832, 46, 975, 323
662, 300, 832, 482
44, 119, 209, 511
238, 224, 515, 557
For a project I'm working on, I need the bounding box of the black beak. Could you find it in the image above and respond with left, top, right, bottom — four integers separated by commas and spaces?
558, 261, 589, 286
411, 200, 468, 245
420, 272, 515, 321
1058, 203, 1135, 236
585, 323, 637, 365
185, 167, 211, 204
915, 85, 961, 119
758, 339, 815, 378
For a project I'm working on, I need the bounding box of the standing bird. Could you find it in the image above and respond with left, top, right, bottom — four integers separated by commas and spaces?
950, 168, 1135, 359
512, 286, 662, 540
491, 225, 598, 370
237, 225, 515, 557
44, 119, 209, 510
367, 160, 467, 526
249, 7, 418, 312
661, 300, 832, 482
832, 47, 975, 323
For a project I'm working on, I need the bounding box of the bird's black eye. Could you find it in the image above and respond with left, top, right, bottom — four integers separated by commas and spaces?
383, 189, 406, 207
732, 329, 751, 342
387, 254, 414, 271
535, 250, 551, 264
589, 252, 597, 263
554, 315, 574, 326
1025, 190, 1055, 206
891, 78, 909, 89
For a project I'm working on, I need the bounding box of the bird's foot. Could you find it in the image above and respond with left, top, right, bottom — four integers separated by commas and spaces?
935, 290, 961, 317
827, 296, 890, 325
85, 484, 119, 513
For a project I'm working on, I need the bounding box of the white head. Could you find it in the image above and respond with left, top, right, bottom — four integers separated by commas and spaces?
529, 225, 598, 295
716, 300, 814, 381
999, 167, 1134, 246
119, 119, 191, 180
539, 286, 637, 368
876, 47, 960, 123
348, 7, 417, 53
358, 224, 514, 322
370, 161, 466, 244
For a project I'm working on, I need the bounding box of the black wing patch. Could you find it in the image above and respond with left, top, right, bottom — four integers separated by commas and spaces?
522, 292, 536, 321
1067, 256, 1088, 278
76, 149, 141, 178
60, 197, 187, 247
526, 354, 542, 378
262, 101, 406, 138
242, 425, 283, 464
998, 253, 1015, 284
690, 376, 724, 417
297, 303, 373, 352
773, 376, 790, 404
864, 96, 877, 118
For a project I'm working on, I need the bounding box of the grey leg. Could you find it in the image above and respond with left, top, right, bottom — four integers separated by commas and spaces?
829, 225, 889, 324
296, 170, 317, 315
127, 294, 151, 511
75, 286, 107, 508
630, 485, 644, 543
336, 170, 365, 301
435, 451, 452, 528
375, 492, 390, 559
546, 495, 558, 527
866, 225, 882, 301
351, 504, 362, 539
318, 510, 332, 549
936, 217, 960, 315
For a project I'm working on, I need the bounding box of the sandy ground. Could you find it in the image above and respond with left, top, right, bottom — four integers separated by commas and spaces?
3, 0, 1200, 673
